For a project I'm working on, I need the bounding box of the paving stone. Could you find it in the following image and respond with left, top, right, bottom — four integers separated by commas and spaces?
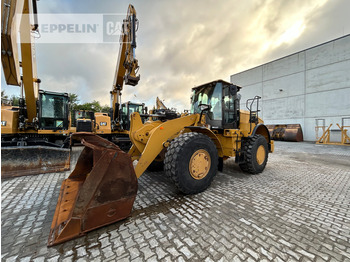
1, 142, 350, 261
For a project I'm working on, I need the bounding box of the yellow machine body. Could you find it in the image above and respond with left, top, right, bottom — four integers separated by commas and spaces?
128, 109, 273, 178
1, 107, 19, 134
49, 79, 274, 246
95, 113, 112, 134
1, 0, 72, 177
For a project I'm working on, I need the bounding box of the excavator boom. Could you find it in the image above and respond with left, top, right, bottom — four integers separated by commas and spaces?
111, 4, 140, 123
1, 0, 71, 178
2, 0, 39, 121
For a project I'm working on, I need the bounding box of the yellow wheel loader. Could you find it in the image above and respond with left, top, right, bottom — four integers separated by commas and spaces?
48, 79, 274, 246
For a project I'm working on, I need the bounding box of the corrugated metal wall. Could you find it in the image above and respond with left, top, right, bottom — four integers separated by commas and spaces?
230, 35, 350, 141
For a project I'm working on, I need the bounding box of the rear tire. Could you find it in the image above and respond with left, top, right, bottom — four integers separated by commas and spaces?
164, 132, 218, 194
239, 134, 268, 174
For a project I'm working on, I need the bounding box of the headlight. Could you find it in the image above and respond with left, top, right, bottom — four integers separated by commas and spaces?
100, 122, 107, 126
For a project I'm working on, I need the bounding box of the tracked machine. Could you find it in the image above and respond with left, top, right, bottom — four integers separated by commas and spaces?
71, 101, 146, 151
1, 0, 71, 177
49, 79, 274, 246
68, 4, 144, 149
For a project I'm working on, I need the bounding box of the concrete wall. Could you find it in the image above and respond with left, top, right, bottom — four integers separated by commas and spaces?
230, 35, 350, 141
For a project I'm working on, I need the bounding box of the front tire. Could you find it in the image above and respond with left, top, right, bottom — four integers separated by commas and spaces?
164, 132, 218, 194
239, 134, 269, 174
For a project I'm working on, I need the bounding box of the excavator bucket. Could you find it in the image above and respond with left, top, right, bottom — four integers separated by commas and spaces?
266, 124, 303, 142
48, 133, 138, 246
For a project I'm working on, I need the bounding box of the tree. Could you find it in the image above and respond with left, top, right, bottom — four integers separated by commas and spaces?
1, 91, 20, 106
68, 93, 79, 111
75, 100, 103, 112
11, 95, 20, 106
68, 93, 110, 115
1, 90, 8, 105
1, 90, 8, 99
101, 104, 111, 113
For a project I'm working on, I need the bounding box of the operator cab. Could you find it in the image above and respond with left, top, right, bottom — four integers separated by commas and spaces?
120, 102, 145, 130
38, 90, 69, 130
191, 80, 241, 130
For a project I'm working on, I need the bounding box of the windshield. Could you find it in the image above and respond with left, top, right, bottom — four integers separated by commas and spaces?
41, 94, 67, 118
191, 82, 222, 120
121, 103, 143, 130
40, 93, 69, 129
128, 104, 144, 114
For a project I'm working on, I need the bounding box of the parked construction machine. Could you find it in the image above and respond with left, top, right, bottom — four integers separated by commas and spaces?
109, 4, 140, 129
48, 79, 274, 246
68, 4, 144, 150
71, 101, 146, 150
71, 101, 146, 135
1, 0, 71, 177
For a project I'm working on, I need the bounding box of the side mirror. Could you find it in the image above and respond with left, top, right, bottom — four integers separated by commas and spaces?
198, 103, 211, 112
229, 85, 238, 96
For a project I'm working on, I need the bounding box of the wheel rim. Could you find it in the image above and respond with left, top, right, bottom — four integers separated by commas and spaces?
256, 145, 266, 165
189, 149, 211, 180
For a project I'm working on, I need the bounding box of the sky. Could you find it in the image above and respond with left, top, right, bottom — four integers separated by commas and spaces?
1, 0, 350, 111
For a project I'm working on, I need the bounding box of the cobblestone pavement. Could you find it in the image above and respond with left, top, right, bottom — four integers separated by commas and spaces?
2, 142, 350, 261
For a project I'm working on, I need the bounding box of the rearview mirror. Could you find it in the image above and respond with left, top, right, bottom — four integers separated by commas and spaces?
199, 103, 211, 112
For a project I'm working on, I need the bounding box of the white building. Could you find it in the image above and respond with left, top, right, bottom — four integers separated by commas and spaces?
230, 35, 350, 141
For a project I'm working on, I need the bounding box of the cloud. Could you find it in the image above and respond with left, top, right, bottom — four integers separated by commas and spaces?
2, 0, 349, 112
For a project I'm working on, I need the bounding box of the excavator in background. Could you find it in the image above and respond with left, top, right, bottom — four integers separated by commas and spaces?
109, 4, 141, 131
119, 101, 146, 131
71, 110, 95, 131
156, 96, 167, 110
71, 103, 146, 135
48, 79, 274, 246
1, 0, 71, 177
71, 101, 146, 150
147, 96, 180, 123
70, 4, 145, 150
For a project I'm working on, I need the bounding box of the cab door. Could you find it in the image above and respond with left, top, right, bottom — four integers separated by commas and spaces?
223, 85, 239, 129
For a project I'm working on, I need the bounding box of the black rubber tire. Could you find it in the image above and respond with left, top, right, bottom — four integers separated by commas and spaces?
164, 132, 218, 194
147, 160, 164, 172
239, 134, 269, 174
218, 157, 224, 172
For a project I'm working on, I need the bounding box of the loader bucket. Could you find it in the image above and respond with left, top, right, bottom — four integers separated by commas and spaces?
48, 133, 137, 246
266, 124, 303, 142
1, 146, 70, 178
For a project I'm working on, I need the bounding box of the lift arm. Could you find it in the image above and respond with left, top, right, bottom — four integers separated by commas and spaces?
111, 4, 140, 122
